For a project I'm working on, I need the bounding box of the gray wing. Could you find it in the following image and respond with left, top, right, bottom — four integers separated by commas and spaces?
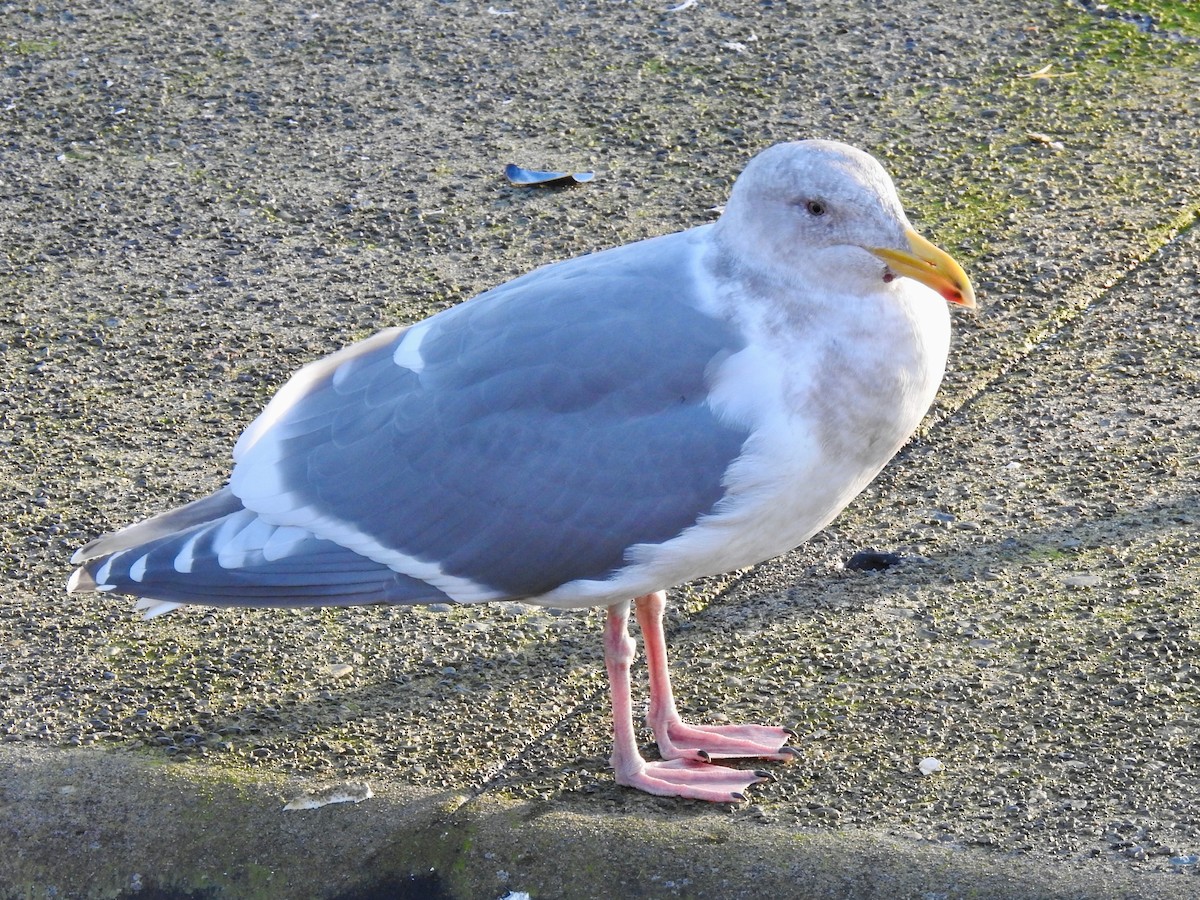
231, 229, 750, 601
67, 486, 454, 609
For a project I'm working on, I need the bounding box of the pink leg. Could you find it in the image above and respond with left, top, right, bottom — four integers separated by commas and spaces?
635, 591, 798, 762
605, 599, 770, 802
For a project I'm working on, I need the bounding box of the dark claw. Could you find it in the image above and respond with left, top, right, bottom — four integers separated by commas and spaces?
697, 749, 711, 761
781, 746, 802, 760
783, 726, 799, 739
731, 792, 747, 803
754, 769, 776, 782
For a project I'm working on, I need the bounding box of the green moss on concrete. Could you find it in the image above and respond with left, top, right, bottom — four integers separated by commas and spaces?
872, 4, 1200, 270
1092, 0, 1200, 36
5, 38, 60, 55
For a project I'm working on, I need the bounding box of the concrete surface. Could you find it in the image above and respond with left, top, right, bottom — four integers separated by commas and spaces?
1, 0, 1198, 897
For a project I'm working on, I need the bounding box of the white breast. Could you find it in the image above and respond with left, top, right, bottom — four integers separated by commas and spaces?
535, 277, 949, 610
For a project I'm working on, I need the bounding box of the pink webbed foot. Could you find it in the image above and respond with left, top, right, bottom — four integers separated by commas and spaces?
605, 594, 795, 803
633, 592, 799, 764
655, 718, 800, 763
614, 756, 774, 803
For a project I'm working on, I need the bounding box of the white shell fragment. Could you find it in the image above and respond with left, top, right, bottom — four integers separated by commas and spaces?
283, 781, 374, 810
918, 757, 944, 776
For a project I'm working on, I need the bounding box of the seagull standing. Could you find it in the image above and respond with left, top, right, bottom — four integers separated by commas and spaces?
69, 140, 974, 801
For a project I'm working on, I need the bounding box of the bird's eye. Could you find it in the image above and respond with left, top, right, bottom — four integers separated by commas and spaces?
805, 199, 828, 217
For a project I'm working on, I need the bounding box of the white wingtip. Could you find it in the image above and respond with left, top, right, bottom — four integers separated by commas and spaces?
133, 598, 185, 619
66, 567, 86, 593
128, 554, 149, 583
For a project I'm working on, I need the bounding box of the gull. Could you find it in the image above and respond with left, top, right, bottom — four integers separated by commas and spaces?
68, 140, 975, 802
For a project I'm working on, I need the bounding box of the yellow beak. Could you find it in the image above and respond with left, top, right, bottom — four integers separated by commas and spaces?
869, 229, 977, 309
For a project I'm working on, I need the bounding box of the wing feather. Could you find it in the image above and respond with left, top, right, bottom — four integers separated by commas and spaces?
231, 229, 751, 600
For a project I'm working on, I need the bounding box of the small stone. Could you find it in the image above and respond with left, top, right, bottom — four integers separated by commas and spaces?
919, 757, 944, 776
1062, 574, 1102, 589
845, 550, 903, 571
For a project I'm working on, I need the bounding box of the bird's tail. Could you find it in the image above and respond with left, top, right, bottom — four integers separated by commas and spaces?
67, 486, 452, 616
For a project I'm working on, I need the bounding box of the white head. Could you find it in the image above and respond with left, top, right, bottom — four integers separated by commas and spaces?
713, 140, 974, 308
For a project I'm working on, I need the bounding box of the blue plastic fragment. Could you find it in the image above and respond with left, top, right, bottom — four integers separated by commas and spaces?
504, 163, 595, 187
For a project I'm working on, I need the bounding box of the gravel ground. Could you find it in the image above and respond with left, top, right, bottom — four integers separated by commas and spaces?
2, 0, 1199, 897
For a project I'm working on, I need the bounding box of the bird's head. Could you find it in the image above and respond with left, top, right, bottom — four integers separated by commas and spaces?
713, 140, 976, 310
